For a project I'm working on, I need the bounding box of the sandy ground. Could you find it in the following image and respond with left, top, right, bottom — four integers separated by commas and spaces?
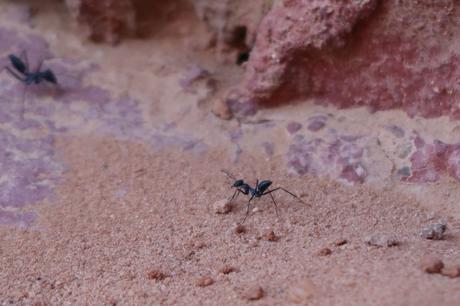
1, 137, 459, 305
1, 1, 460, 305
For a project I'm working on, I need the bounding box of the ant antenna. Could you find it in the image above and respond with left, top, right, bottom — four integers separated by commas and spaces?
221, 169, 236, 181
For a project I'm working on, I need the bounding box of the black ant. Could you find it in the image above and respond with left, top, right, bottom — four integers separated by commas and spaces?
3, 51, 58, 118
221, 170, 306, 223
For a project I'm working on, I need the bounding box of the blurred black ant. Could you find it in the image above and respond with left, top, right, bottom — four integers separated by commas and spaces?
221, 170, 305, 223
3, 51, 58, 118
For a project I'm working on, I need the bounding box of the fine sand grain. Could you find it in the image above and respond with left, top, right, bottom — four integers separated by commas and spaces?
1, 136, 459, 305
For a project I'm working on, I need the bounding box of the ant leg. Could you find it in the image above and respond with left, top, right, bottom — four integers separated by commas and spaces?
221, 169, 236, 180
35, 59, 44, 74
20, 85, 28, 120
262, 187, 305, 204
229, 188, 248, 204
5, 67, 26, 82
19, 50, 29, 73
228, 189, 241, 204
5, 67, 28, 119
267, 191, 280, 218
241, 195, 254, 224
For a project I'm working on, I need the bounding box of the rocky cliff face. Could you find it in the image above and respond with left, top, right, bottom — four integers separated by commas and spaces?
65, 0, 137, 44
64, 0, 272, 60
64, 0, 460, 120
20, 0, 460, 188
237, 0, 460, 120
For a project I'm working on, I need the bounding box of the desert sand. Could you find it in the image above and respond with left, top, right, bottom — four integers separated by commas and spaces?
1, 1, 459, 305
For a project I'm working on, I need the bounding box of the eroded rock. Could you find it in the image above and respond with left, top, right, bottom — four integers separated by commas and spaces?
65, 0, 136, 44
420, 222, 447, 240
236, 0, 460, 121
421, 256, 444, 274
192, 0, 273, 63
365, 234, 399, 247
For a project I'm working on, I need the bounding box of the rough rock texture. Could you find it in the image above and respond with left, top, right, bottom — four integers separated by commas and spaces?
404, 137, 460, 183
287, 125, 369, 185
65, 0, 136, 44
64, 0, 273, 54
365, 234, 399, 247
420, 223, 447, 240
238, 0, 460, 120
239, 0, 379, 104
192, 0, 273, 63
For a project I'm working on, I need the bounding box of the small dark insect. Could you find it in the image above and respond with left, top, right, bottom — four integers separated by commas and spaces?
3, 51, 58, 117
221, 170, 305, 223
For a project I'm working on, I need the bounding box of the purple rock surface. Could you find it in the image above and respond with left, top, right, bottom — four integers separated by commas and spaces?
0, 21, 206, 226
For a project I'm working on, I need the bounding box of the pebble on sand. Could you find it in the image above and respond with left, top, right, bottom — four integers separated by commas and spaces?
147, 270, 167, 281
242, 286, 264, 301
365, 234, 399, 247
265, 230, 279, 242
212, 98, 233, 120
213, 198, 233, 214
220, 265, 237, 274
421, 256, 444, 274
317, 247, 332, 256
334, 239, 347, 246
441, 266, 460, 278
288, 279, 316, 304
420, 223, 447, 240
196, 276, 214, 287
235, 224, 247, 234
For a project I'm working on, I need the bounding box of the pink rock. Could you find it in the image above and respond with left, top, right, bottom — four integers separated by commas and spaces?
227, 96, 258, 117
307, 120, 326, 132
240, 0, 378, 102
238, 0, 460, 120
286, 121, 302, 134
404, 137, 460, 183
287, 134, 368, 184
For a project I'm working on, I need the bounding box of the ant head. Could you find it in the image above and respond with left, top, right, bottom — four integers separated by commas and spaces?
257, 180, 272, 193
42, 70, 57, 84
232, 179, 245, 188
9, 54, 27, 74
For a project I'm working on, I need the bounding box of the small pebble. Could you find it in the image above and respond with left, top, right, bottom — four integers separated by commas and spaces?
334, 239, 347, 246
212, 98, 233, 120
365, 234, 399, 247
220, 265, 237, 274
420, 223, 446, 240
441, 265, 460, 278
235, 224, 247, 234
288, 279, 316, 304
265, 230, 279, 242
213, 198, 233, 214
307, 120, 326, 132
147, 270, 167, 281
242, 286, 264, 301
317, 247, 332, 256
196, 276, 214, 287
421, 256, 444, 274
287, 122, 302, 134
107, 298, 117, 306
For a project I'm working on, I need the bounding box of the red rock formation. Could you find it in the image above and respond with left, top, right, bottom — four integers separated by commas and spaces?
240, 0, 379, 102
192, 0, 273, 63
65, 0, 136, 44
239, 0, 460, 119
64, 0, 273, 57
404, 136, 460, 183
